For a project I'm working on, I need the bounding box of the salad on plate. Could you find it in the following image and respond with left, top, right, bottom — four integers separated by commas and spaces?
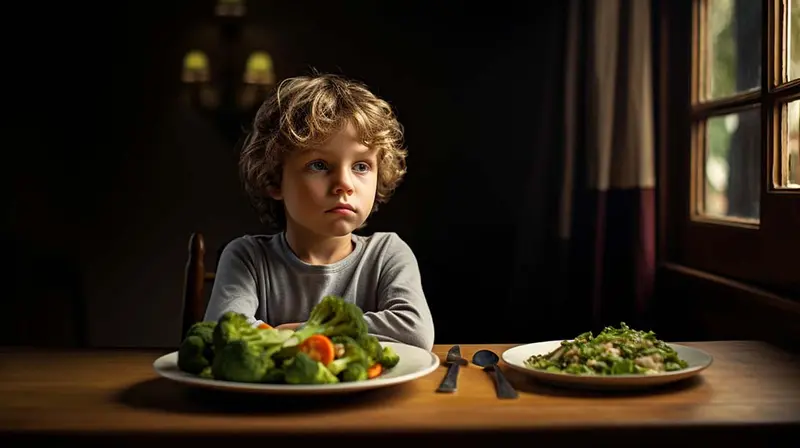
524, 323, 689, 376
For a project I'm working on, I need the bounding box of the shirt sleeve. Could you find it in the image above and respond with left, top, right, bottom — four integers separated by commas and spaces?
362, 234, 436, 351
203, 237, 266, 327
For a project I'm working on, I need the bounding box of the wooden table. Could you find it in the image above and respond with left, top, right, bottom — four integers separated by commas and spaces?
1, 342, 799, 445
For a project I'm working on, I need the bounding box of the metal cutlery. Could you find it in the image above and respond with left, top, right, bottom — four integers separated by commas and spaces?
436, 345, 468, 393
472, 349, 519, 399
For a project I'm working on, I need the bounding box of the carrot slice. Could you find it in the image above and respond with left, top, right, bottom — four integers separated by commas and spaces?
257, 323, 273, 330
367, 363, 383, 379
299, 334, 335, 365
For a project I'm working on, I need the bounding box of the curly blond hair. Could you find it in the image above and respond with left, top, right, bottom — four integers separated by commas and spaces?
239, 72, 407, 230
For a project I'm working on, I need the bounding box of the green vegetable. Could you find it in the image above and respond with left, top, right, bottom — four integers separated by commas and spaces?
177, 335, 211, 374
327, 335, 368, 376
524, 322, 689, 376
262, 368, 286, 384
379, 346, 400, 369
282, 295, 369, 348
185, 321, 216, 345
212, 339, 275, 383
175, 296, 401, 385
177, 321, 216, 374
284, 352, 340, 384
340, 363, 368, 382
209, 311, 292, 382
355, 333, 383, 365
213, 311, 294, 354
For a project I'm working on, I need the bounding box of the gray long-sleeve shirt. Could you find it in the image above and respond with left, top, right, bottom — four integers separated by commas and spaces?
203, 231, 435, 351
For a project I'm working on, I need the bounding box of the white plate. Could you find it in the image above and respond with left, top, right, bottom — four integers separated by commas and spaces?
502, 340, 713, 390
153, 341, 440, 395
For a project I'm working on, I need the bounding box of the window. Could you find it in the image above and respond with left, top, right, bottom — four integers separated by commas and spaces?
661, 0, 800, 295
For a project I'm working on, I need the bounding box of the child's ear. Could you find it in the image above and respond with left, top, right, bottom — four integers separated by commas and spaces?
267, 186, 283, 200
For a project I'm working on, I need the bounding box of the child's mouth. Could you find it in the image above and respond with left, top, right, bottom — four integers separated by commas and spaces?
327, 207, 356, 215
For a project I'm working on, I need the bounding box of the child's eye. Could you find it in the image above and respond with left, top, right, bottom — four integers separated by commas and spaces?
353, 162, 371, 173
307, 161, 327, 171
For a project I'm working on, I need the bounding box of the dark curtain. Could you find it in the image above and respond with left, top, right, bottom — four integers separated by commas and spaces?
506, 0, 658, 341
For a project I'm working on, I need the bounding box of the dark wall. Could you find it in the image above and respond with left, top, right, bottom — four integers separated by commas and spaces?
3, 1, 569, 348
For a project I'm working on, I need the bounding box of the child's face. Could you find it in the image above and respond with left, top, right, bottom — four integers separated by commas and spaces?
273, 122, 379, 238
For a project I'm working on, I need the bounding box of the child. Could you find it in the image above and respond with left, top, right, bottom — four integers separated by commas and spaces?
203, 72, 435, 351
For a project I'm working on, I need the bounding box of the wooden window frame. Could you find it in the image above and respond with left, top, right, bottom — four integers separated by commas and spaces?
658, 0, 800, 297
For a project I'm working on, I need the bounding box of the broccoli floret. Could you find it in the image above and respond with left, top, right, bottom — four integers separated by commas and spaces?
208, 312, 294, 382
213, 312, 249, 351
327, 336, 368, 376
211, 339, 275, 383
379, 345, 400, 369
262, 368, 285, 384
284, 352, 340, 384
178, 335, 211, 374
283, 296, 368, 348
213, 311, 294, 353
356, 333, 383, 364
340, 363, 368, 382
185, 321, 216, 343
177, 321, 217, 374
350, 334, 400, 372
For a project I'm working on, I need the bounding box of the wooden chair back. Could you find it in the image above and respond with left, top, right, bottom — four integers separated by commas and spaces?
181, 233, 216, 340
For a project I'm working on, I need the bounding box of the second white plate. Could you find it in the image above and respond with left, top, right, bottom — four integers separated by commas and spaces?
502, 340, 713, 390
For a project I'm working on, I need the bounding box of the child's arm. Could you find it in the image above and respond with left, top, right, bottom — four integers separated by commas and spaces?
363, 235, 435, 351
203, 238, 266, 327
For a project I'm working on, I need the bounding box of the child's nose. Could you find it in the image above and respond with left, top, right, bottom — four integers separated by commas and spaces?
333, 184, 353, 195
331, 170, 354, 195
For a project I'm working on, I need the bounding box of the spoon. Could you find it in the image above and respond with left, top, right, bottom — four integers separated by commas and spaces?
471, 350, 519, 399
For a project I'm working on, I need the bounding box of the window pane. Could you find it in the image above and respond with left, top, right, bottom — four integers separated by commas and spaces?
703, 108, 761, 220
783, 99, 800, 188
706, 0, 761, 100
788, 0, 800, 81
